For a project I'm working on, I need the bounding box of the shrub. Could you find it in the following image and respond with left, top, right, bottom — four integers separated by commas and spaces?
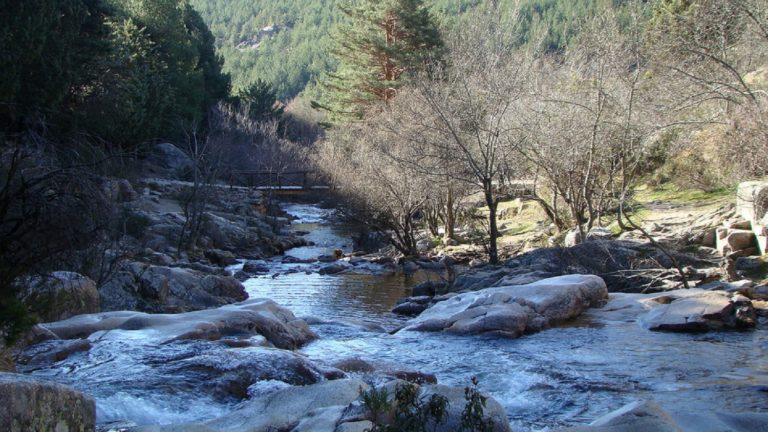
363, 382, 449, 432
460, 377, 495, 432
363, 378, 495, 432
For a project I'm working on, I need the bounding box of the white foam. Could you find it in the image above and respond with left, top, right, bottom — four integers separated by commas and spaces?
97, 392, 230, 426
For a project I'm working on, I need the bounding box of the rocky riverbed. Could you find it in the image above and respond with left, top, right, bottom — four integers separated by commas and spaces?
4, 201, 768, 432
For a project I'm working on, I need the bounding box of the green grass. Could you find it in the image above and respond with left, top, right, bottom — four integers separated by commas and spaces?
634, 183, 735, 204
502, 224, 534, 235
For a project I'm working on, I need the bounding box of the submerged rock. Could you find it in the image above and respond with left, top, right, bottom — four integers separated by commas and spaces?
41, 298, 317, 350
402, 261, 420, 273
333, 358, 377, 373
319, 263, 347, 275
402, 275, 607, 337
15, 338, 91, 371
317, 254, 338, 263
0, 372, 96, 432
391, 296, 432, 316
242, 260, 270, 274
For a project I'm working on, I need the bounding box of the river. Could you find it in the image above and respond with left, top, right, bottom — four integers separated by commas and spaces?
23, 202, 768, 431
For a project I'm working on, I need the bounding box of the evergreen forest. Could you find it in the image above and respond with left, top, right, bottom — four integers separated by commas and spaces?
190, 0, 632, 99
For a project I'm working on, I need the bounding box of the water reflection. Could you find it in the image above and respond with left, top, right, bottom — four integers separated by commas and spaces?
245, 270, 440, 327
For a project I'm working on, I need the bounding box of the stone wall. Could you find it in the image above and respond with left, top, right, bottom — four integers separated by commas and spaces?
729, 181, 768, 255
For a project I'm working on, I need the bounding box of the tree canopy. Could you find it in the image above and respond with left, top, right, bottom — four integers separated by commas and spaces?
0, 0, 230, 146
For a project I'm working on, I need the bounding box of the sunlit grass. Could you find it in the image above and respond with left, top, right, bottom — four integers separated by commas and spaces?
633, 183, 734, 205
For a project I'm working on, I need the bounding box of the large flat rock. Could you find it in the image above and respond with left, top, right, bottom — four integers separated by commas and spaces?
40, 298, 317, 350
0, 372, 96, 432
99, 262, 247, 313
402, 275, 608, 337
641, 291, 757, 332
555, 401, 679, 432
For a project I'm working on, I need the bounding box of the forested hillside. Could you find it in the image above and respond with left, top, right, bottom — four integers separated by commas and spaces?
188, 0, 340, 99
190, 0, 626, 99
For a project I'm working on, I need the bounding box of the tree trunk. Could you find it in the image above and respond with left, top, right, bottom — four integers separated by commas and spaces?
426, 207, 440, 237
444, 187, 455, 240
484, 181, 499, 265
404, 216, 418, 257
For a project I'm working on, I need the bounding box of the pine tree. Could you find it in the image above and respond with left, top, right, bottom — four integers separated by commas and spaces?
234, 80, 284, 121
315, 0, 445, 123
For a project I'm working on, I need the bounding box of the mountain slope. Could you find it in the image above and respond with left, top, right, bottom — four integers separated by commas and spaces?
190, 0, 629, 100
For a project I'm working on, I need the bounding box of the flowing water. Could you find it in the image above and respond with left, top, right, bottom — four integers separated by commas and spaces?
22, 203, 768, 430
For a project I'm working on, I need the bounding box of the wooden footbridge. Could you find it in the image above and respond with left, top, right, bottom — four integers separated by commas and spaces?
229, 170, 331, 195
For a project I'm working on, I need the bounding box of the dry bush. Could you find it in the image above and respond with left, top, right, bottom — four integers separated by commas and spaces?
282, 97, 326, 146
724, 98, 768, 179
666, 124, 733, 190
670, 97, 768, 190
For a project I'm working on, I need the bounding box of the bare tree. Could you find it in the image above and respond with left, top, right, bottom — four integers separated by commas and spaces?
177, 110, 226, 253
372, 5, 531, 264
314, 121, 430, 256
520, 5, 659, 239
649, 0, 768, 184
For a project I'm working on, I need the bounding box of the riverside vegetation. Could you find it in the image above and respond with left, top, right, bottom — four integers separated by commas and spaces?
1, 0, 768, 431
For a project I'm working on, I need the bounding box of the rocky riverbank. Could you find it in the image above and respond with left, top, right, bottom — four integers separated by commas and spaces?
16, 144, 314, 322
4, 172, 768, 431
9, 268, 766, 431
